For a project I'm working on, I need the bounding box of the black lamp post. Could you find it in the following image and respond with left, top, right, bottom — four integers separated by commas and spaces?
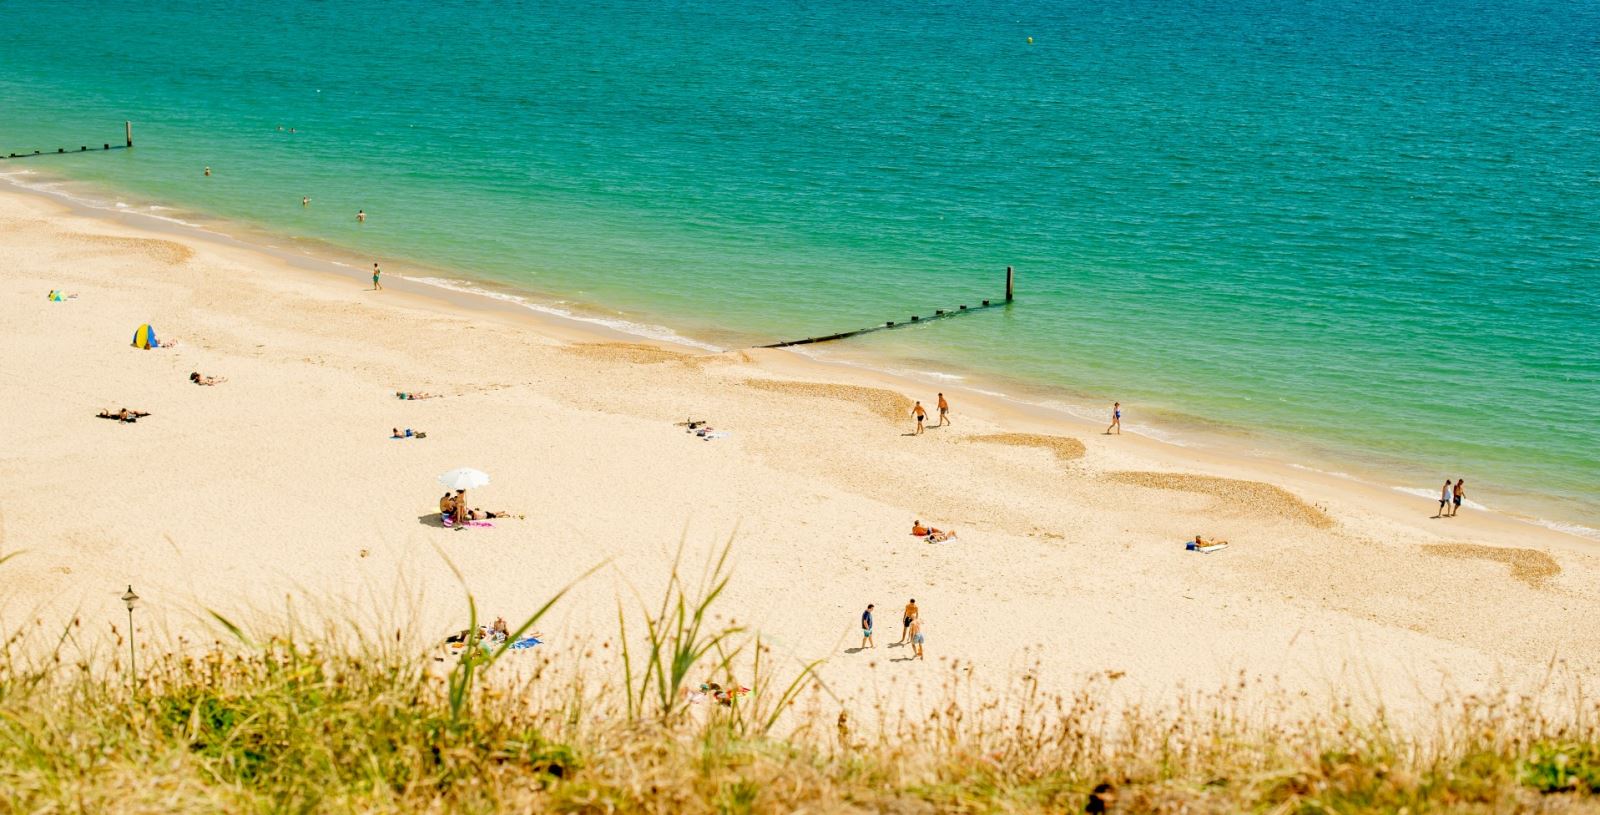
121, 585, 140, 688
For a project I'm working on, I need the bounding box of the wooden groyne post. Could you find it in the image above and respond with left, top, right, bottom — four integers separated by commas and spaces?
125, 121, 133, 148
1, 122, 134, 160
759, 265, 1016, 349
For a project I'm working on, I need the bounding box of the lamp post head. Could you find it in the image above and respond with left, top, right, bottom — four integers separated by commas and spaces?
121, 585, 140, 612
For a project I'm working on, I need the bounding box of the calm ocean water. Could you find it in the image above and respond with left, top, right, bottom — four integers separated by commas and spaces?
3, 0, 1597, 529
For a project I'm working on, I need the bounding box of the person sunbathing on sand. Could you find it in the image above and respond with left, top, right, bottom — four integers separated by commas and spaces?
392, 428, 427, 439
396, 391, 438, 400
1192, 534, 1229, 547
912, 520, 955, 541
189, 372, 227, 386
466, 507, 523, 521
97, 408, 150, 423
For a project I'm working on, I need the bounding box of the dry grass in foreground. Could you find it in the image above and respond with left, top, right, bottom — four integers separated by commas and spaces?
3, 546, 1599, 813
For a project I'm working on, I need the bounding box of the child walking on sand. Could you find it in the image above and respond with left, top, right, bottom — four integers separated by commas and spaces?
372, 262, 382, 290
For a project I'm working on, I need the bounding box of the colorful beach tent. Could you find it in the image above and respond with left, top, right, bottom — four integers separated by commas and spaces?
132, 324, 158, 349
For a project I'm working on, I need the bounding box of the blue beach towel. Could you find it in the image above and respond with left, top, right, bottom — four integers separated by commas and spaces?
509, 636, 542, 650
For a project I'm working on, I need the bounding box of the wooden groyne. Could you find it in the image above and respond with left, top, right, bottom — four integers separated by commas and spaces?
1, 121, 134, 160
759, 266, 1015, 349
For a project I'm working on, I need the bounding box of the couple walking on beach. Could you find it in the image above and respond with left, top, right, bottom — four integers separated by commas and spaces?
859, 600, 923, 659
910, 394, 951, 435
1433, 478, 1467, 518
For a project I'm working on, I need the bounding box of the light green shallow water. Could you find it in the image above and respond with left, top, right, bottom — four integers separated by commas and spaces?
2, 0, 1596, 532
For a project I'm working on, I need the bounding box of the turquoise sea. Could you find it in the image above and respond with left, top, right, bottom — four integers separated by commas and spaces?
2, 0, 1597, 531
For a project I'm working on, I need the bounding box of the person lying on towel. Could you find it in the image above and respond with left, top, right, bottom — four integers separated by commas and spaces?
1189, 534, 1229, 549
912, 520, 955, 542
97, 408, 150, 423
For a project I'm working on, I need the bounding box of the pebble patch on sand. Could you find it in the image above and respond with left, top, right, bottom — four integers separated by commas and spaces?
71, 233, 194, 265
1423, 543, 1560, 588
1108, 471, 1334, 528
563, 342, 694, 366
970, 433, 1086, 462
741, 379, 915, 422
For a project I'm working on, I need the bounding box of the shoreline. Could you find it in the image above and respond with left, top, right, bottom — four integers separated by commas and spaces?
8, 181, 1600, 718
4, 168, 1593, 544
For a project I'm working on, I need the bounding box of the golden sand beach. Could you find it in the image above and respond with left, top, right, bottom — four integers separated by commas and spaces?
3, 184, 1599, 720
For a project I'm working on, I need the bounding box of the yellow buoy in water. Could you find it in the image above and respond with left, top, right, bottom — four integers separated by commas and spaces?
1027, 36, 1034, 44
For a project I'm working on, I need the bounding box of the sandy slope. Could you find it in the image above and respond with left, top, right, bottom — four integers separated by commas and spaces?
2, 186, 1597, 718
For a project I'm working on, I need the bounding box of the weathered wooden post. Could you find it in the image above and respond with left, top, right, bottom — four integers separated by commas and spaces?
125, 121, 133, 148
1006, 266, 1014, 302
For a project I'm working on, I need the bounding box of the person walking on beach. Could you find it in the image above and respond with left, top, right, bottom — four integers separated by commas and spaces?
1451, 479, 1466, 517
937, 393, 951, 427
1433, 478, 1452, 518
897, 599, 918, 644
372, 262, 382, 291
912, 401, 927, 435
860, 604, 875, 649
909, 617, 924, 660
357, 209, 366, 223
1106, 402, 1122, 435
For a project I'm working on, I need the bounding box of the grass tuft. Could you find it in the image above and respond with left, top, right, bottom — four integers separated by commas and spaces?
3, 546, 1600, 812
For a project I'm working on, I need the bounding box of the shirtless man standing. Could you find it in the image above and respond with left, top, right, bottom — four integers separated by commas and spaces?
898, 599, 919, 645
937, 393, 951, 426
912, 402, 927, 435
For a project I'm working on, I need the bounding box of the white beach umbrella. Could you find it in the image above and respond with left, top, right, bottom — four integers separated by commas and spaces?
438, 467, 490, 491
